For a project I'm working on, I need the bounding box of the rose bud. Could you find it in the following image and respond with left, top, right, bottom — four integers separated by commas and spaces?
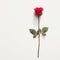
34, 7, 43, 17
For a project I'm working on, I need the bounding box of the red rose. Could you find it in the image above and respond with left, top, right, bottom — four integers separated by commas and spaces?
34, 7, 43, 16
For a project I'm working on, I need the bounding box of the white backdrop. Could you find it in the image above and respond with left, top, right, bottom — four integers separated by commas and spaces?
0, 0, 60, 60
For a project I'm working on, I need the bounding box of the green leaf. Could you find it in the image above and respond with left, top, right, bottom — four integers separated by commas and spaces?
33, 35, 37, 38
42, 33, 46, 36
29, 29, 36, 35
42, 27, 48, 33
37, 29, 41, 35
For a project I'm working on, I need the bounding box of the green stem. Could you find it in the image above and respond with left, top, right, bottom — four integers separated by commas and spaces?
37, 16, 40, 58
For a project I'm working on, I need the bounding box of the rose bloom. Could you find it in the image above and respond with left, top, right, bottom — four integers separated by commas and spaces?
34, 7, 43, 16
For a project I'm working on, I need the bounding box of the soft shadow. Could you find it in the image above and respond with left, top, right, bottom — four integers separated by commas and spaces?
32, 15, 38, 29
